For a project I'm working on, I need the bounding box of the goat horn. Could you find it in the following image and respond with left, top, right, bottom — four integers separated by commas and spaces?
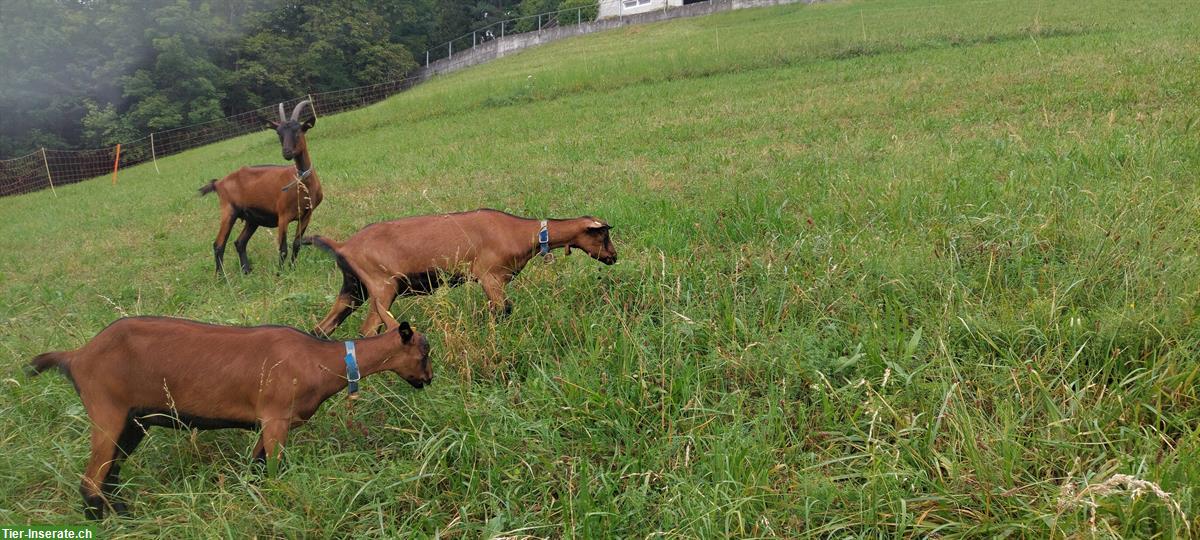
277, 103, 286, 122
290, 100, 311, 122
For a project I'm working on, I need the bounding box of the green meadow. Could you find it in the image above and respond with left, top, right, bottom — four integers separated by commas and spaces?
2, 0, 1198, 536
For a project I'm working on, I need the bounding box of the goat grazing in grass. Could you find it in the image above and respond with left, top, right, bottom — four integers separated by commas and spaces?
199, 100, 324, 274
28, 317, 431, 520
306, 209, 618, 337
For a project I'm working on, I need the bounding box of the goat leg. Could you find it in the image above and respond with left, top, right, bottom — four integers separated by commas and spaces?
359, 305, 383, 337
80, 408, 125, 519
479, 274, 513, 316
258, 418, 291, 473
313, 274, 366, 337
291, 212, 313, 264
99, 418, 147, 516
363, 281, 400, 336
274, 218, 289, 272
212, 206, 237, 275
251, 435, 267, 464
234, 222, 258, 274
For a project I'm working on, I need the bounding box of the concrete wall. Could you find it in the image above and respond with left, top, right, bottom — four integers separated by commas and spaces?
413, 0, 811, 82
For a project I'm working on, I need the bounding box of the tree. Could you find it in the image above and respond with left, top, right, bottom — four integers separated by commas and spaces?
0, 0, 466, 158
515, 0, 563, 32
81, 101, 140, 148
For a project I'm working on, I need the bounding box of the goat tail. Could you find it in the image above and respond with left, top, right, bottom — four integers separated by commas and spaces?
198, 179, 218, 196
304, 235, 361, 281
27, 351, 69, 377
302, 235, 343, 253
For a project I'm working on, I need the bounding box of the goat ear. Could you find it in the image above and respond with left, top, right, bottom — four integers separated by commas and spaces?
398, 321, 413, 343
301, 118, 315, 131
267, 120, 280, 130
565, 245, 572, 255
587, 220, 610, 230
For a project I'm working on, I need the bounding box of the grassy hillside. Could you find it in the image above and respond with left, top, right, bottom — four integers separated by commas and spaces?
2, 0, 1198, 536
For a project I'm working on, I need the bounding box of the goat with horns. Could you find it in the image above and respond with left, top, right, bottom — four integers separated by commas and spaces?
199, 100, 324, 274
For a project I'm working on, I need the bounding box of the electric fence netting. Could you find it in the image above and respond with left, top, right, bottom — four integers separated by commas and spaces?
0, 75, 423, 198
0, 0, 746, 198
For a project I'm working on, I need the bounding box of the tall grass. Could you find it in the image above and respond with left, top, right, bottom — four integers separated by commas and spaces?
1, 0, 1198, 536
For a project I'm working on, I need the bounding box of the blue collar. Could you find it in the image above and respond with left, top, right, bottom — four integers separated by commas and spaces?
538, 219, 550, 255
343, 341, 360, 398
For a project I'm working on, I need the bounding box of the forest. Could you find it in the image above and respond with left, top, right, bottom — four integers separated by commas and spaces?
0, 0, 586, 158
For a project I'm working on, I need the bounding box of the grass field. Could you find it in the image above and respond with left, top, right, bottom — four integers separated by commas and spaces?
2, 0, 1199, 536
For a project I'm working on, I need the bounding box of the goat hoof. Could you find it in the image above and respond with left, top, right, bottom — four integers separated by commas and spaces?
83, 499, 105, 520
241, 267, 252, 275
110, 500, 129, 515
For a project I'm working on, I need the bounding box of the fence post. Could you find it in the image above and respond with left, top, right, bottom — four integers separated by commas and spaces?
449, 41, 453, 59
150, 133, 160, 174
538, 14, 542, 32
578, 7, 582, 25
307, 93, 318, 122
425, 50, 429, 66
41, 148, 56, 196
111, 144, 121, 185
473, 31, 476, 47
501, 20, 505, 38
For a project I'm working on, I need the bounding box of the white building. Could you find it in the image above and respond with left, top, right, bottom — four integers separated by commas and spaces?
599, 0, 696, 19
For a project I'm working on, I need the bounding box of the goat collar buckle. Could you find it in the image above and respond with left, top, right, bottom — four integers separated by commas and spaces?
343, 341, 361, 400
539, 220, 554, 263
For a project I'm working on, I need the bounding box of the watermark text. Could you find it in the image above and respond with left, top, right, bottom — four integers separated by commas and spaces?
1, 526, 96, 539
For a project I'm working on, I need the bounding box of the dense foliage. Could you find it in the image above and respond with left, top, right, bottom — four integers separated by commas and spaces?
0, 0, 575, 158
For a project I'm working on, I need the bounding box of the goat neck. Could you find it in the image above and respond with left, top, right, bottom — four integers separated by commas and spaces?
312, 332, 396, 400
293, 142, 313, 181
528, 217, 583, 255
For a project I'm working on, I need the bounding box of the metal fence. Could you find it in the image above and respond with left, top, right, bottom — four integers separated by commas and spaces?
417, 2, 609, 67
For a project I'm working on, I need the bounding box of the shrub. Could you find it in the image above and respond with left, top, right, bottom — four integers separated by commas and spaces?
561, 0, 599, 23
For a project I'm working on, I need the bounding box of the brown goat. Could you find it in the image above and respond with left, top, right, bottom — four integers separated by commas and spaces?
28, 316, 432, 520
306, 209, 617, 337
199, 101, 324, 274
